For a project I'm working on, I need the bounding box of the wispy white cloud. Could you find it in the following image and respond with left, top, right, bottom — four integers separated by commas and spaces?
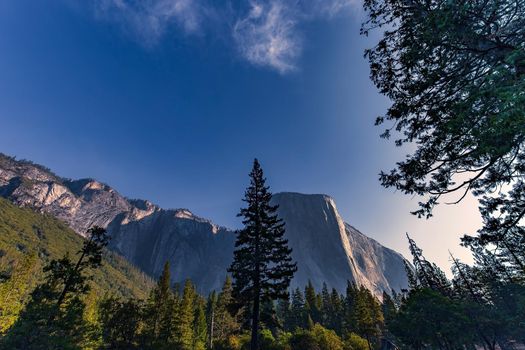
230, 0, 362, 73
233, 1, 300, 74
89, 0, 361, 72
94, 0, 203, 45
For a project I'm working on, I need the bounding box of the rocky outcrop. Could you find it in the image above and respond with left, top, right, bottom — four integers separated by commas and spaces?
271, 193, 408, 295
0, 153, 408, 295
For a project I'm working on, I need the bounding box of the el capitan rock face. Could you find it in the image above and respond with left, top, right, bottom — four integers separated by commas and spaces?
0, 153, 408, 295
271, 192, 408, 294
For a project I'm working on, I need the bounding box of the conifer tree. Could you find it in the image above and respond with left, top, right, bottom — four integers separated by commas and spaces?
176, 279, 196, 350
212, 276, 239, 343
406, 234, 452, 296
228, 159, 297, 350
304, 281, 321, 324
290, 288, 306, 330
276, 295, 291, 331
143, 261, 174, 348
206, 291, 217, 349
320, 283, 331, 325
193, 297, 207, 350
99, 297, 143, 349
2, 226, 109, 349
352, 287, 383, 350
260, 300, 280, 334
343, 281, 358, 334
328, 288, 343, 334
362, 0, 525, 252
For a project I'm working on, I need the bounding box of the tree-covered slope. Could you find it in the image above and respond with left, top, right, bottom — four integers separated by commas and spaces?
0, 197, 153, 333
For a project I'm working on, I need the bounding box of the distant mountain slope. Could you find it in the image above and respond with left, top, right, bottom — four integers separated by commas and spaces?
0, 153, 235, 293
0, 154, 155, 236
0, 197, 153, 301
0, 153, 408, 296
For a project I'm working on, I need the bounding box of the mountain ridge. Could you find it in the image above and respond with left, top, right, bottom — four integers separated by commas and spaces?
0, 152, 409, 295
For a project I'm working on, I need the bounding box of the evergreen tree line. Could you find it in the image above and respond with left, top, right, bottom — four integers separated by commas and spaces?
95, 264, 385, 350
0, 255, 384, 350
384, 235, 525, 350
0, 225, 383, 350
2, 225, 523, 350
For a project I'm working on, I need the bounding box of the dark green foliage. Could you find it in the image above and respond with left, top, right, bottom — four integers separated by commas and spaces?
1, 226, 110, 349
98, 297, 143, 349
406, 234, 451, 295
389, 288, 475, 349
304, 281, 321, 324
142, 262, 176, 348
260, 301, 279, 335
288, 288, 306, 330
228, 159, 297, 350
388, 236, 525, 349
361, 2, 525, 346
353, 287, 383, 349
363, 0, 525, 216
276, 296, 291, 331
289, 329, 321, 350
327, 288, 343, 335
363, 0, 525, 278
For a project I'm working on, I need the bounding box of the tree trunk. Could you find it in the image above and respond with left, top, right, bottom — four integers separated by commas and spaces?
251, 294, 260, 350
209, 308, 214, 349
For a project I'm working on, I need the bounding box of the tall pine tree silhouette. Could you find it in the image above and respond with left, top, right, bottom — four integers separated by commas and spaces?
228, 159, 297, 350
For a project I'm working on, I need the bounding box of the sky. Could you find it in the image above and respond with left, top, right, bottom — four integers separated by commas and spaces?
0, 0, 481, 272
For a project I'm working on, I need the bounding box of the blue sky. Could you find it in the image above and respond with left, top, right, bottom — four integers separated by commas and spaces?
0, 0, 480, 271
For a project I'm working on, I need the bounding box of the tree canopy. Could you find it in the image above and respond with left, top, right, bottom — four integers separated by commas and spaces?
363, 0, 525, 270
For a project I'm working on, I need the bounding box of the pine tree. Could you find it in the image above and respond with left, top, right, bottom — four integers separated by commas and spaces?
176, 279, 196, 350
99, 296, 143, 349
304, 281, 321, 324
329, 288, 343, 335
290, 288, 306, 330
343, 281, 358, 334
276, 294, 291, 331
320, 283, 331, 326
143, 261, 174, 348
406, 234, 452, 296
353, 287, 383, 350
260, 300, 280, 334
212, 276, 239, 343
381, 291, 396, 329
193, 297, 207, 350
228, 159, 297, 350
206, 291, 217, 349
2, 226, 109, 349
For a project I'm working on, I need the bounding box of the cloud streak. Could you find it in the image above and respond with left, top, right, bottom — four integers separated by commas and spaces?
90, 0, 360, 72
233, 1, 300, 74
94, 0, 203, 45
